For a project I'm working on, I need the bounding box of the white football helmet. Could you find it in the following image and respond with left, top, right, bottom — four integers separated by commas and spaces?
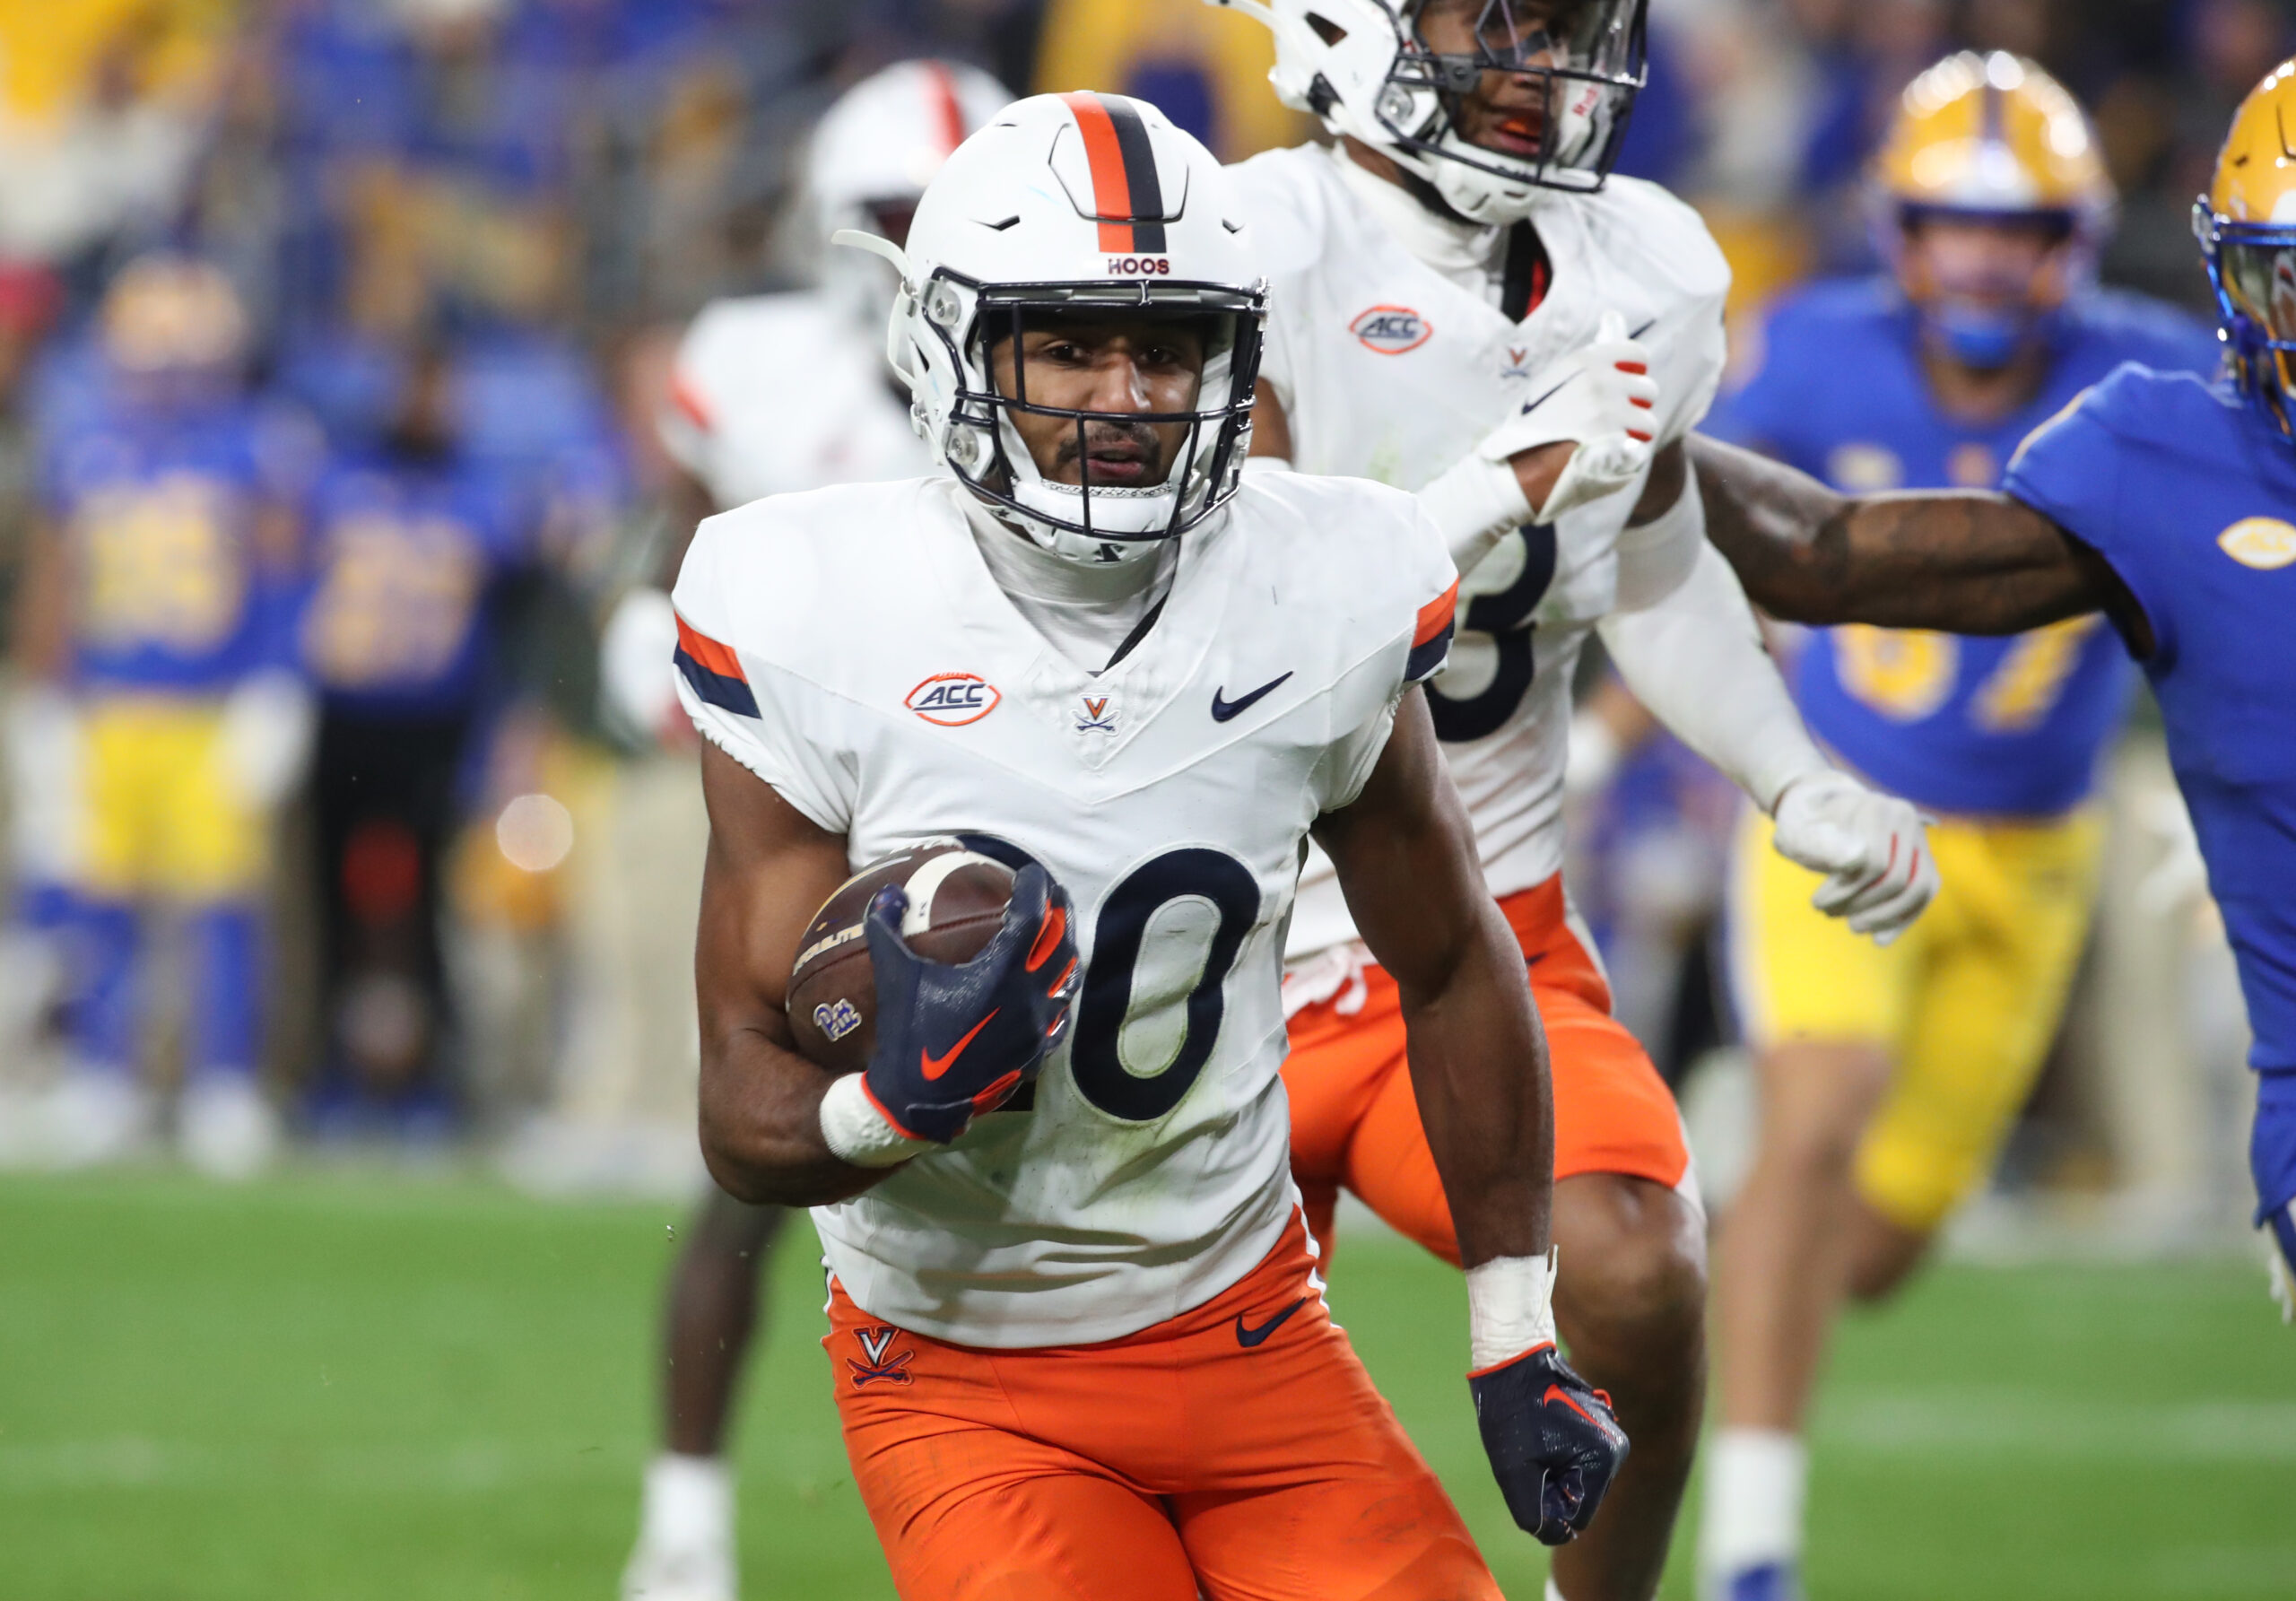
807, 59, 1015, 324
1207, 0, 1648, 222
839, 92, 1265, 564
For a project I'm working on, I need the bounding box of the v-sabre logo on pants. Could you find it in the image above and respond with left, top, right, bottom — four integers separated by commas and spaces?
848, 1325, 915, 1388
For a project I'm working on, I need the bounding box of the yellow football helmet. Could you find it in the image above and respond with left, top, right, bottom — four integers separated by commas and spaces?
2196, 58, 2296, 434
1872, 52, 2117, 366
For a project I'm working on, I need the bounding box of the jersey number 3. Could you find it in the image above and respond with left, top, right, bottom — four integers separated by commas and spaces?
1428, 523, 1559, 743
965, 837, 1260, 1123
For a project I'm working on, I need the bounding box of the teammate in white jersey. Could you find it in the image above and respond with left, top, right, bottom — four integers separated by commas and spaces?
676, 91, 1632, 1598
1207, 4, 1940, 1598
611, 60, 1014, 1601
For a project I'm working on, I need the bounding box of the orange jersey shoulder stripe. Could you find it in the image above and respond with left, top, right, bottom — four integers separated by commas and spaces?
1414, 579, 1461, 647
675, 613, 746, 683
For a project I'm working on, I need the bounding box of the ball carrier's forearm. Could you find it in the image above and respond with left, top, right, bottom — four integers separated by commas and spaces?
1688, 433, 2110, 635
696, 879, 890, 1208
1316, 692, 1554, 1268
691, 745, 897, 1208
1401, 895, 1558, 1267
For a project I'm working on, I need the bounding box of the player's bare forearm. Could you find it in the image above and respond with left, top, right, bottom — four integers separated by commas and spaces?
1688, 433, 2110, 635
693, 744, 886, 1207
1316, 690, 1554, 1267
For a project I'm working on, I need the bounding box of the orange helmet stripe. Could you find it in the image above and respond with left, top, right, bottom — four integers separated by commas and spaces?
1062, 91, 1140, 252
926, 61, 967, 157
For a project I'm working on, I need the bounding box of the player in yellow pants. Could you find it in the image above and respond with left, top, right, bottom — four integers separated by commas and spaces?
1731, 806, 2105, 1266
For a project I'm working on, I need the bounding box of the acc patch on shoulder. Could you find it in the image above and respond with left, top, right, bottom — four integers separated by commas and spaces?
2218, 517, 2296, 571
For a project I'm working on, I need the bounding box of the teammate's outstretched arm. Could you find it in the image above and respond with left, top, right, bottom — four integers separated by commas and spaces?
691, 744, 905, 1208
1315, 688, 1629, 1546
1687, 433, 2154, 651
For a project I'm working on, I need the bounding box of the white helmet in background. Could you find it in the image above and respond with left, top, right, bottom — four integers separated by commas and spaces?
1206, 0, 1648, 223
807, 59, 1014, 319
839, 92, 1266, 564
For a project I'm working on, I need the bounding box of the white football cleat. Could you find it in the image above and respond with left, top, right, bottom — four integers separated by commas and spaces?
178, 1076, 281, 1181
622, 1455, 737, 1601
33, 1071, 156, 1169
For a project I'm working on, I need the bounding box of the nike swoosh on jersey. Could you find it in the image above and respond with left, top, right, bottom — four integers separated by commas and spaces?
1235, 1297, 1307, 1347
1211, 672, 1294, 723
920, 1010, 998, 1082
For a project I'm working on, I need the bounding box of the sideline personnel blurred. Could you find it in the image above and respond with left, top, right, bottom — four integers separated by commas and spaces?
11, 256, 317, 1179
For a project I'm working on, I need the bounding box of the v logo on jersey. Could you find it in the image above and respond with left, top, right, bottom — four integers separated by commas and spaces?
920, 1011, 998, 1081
848, 1325, 915, 1388
1212, 672, 1293, 723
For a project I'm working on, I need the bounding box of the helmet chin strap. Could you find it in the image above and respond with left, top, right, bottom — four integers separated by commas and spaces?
991, 409, 1180, 565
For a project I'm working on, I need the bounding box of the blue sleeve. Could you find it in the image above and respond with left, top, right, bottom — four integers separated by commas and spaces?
2000, 377, 2164, 662
2257, 1072, 2296, 1283
1704, 309, 1804, 451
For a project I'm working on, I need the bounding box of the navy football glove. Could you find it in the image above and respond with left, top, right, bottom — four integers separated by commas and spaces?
1470, 1343, 1630, 1546
860, 863, 1079, 1145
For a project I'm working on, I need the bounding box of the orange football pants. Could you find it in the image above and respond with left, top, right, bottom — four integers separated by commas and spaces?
1286, 874, 1692, 1267
826, 1213, 1500, 1601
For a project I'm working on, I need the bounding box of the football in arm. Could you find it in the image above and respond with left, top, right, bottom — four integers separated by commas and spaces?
785, 843, 1017, 1073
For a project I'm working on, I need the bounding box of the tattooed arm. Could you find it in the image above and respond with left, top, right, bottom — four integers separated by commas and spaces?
1687, 434, 2155, 656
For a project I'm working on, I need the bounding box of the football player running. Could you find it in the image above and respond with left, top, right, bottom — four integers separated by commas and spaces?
1696, 54, 2218, 1601
610, 59, 1013, 1601
674, 91, 1625, 1599
1693, 54, 2296, 1379
1204, 4, 1936, 1597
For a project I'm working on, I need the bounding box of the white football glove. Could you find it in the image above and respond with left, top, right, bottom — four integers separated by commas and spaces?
1770, 770, 1939, 945
1474, 310, 1659, 525
599, 586, 684, 744
219, 668, 317, 812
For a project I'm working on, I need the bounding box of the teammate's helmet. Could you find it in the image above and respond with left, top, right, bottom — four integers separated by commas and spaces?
1872, 52, 2117, 370
808, 58, 1017, 243
1207, 0, 1648, 222
807, 60, 1016, 325
2196, 58, 2296, 439
99, 254, 249, 377
98, 254, 250, 413
842, 92, 1265, 563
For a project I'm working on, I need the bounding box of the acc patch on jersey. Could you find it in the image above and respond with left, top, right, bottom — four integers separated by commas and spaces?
907, 672, 1001, 726
1351, 305, 1432, 355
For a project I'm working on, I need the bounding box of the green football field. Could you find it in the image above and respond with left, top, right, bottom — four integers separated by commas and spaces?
2, 1171, 2289, 1600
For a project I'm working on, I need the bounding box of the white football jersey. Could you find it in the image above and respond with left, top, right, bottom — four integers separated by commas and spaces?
671, 473, 1457, 1347
1226, 144, 1730, 958
659, 291, 928, 509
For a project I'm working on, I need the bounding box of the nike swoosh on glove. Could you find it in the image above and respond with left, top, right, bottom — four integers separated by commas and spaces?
1471, 1344, 1630, 1546
1771, 770, 1940, 945
860, 863, 1079, 1145
1475, 310, 1660, 525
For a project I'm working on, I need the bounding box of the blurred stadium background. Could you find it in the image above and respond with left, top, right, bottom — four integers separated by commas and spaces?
0, 2, 2287, 1597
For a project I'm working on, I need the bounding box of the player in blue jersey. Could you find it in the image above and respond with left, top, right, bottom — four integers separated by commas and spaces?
300, 340, 532, 1129
1695, 59, 2296, 1379
1692, 54, 2220, 1599
10, 257, 319, 1178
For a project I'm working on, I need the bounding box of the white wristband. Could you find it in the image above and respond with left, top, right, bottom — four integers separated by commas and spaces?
1419, 450, 1535, 575
1466, 1248, 1560, 1372
818, 1073, 931, 1168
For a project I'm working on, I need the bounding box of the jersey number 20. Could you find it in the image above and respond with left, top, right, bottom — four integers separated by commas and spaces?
965, 837, 1260, 1123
